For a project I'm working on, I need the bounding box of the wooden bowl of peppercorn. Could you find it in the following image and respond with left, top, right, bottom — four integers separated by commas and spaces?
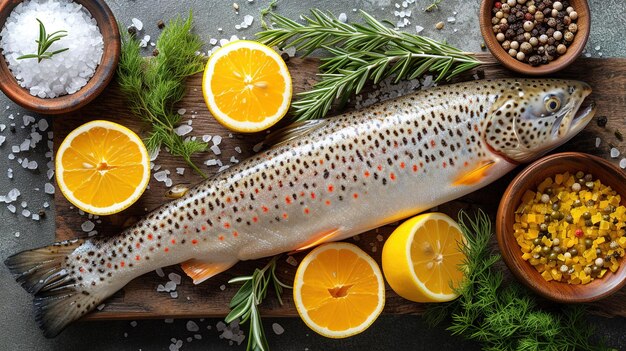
480, 0, 590, 75
497, 152, 626, 303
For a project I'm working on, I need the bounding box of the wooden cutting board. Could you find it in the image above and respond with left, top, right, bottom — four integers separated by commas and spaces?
54, 53, 626, 320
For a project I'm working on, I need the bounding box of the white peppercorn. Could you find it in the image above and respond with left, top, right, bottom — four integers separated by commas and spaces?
566, 6, 574, 14
523, 21, 534, 31
539, 34, 548, 44
496, 32, 506, 42
547, 17, 557, 27
569, 11, 578, 20
553, 1, 563, 11
518, 0, 527, 4
496, 11, 504, 19
520, 42, 533, 54
516, 51, 525, 61
492, 17, 500, 25
556, 44, 567, 54
551, 9, 559, 17
507, 0, 516, 7
508, 48, 518, 57
568, 23, 578, 33
553, 31, 563, 40
502, 40, 511, 50
501, 3, 511, 12
564, 31, 574, 42
529, 37, 539, 46
500, 18, 508, 25
528, 5, 536, 14
524, 32, 532, 41
510, 40, 519, 50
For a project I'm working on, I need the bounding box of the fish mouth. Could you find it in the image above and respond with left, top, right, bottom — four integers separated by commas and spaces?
555, 85, 595, 137
569, 99, 596, 134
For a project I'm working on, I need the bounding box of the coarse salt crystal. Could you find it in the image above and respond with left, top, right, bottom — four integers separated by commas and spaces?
20, 139, 30, 151
176, 167, 185, 175
7, 204, 16, 213
220, 284, 226, 291
210, 145, 221, 155
22, 209, 31, 217
32, 213, 40, 221
164, 281, 177, 292
168, 273, 182, 285
38, 119, 49, 131
209, 38, 218, 45
620, 158, 626, 169
154, 170, 169, 182
81, 220, 96, 232
175, 125, 193, 136
132, 18, 143, 31
286, 256, 298, 266
44, 183, 55, 194
205, 159, 218, 166
244, 15, 254, 26
213, 135, 222, 145
97, 304, 106, 311
170, 291, 178, 299
272, 323, 285, 335
338, 13, 347, 22
178, 108, 187, 115
595, 137, 601, 148
130, 321, 138, 327
0, 135, 5, 146
186, 321, 199, 332
610, 148, 620, 158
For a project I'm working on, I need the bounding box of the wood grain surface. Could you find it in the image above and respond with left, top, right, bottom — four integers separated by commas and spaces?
53, 53, 626, 320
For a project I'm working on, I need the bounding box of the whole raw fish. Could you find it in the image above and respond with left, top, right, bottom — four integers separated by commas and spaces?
5, 79, 595, 337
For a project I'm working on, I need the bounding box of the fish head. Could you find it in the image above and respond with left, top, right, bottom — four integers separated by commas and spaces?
483, 79, 596, 163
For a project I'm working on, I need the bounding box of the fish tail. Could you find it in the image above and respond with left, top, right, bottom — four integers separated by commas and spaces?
4, 238, 101, 337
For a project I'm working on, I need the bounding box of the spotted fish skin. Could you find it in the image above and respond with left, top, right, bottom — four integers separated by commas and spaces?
5, 79, 594, 337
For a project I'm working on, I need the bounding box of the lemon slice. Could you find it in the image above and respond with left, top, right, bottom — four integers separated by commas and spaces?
382, 213, 466, 302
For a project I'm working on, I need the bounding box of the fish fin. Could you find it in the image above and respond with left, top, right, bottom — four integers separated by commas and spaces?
263, 119, 328, 149
4, 239, 104, 338
181, 259, 238, 285
452, 161, 496, 186
291, 229, 342, 253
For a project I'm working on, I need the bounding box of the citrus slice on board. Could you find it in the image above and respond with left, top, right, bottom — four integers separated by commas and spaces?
293, 242, 385, 339
202, 40, 292, 133
382, 213, 466, 303
55, 120, 150, 215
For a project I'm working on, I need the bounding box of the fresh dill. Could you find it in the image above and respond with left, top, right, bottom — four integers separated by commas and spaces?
424, 0, 444, 12
260, 0, 279, 30
17, 19, 68, 62
117, 12, 208, 177
256, 9, 481, 121
226, 256, 291, 351
424, 210, 615, 351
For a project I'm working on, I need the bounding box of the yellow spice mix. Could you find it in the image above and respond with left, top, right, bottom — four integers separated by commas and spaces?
514, 171, 626, 284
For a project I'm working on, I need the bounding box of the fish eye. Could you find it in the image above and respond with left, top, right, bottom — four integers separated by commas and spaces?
544, 96, 561, 113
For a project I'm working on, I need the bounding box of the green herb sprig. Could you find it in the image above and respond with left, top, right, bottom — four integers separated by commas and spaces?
425, 210, 614, 351
17, 19, 68, 62
226, 256, 291, 351
256, 10, 482, 121
117, 13, 208, 177
424, 0, 444, 12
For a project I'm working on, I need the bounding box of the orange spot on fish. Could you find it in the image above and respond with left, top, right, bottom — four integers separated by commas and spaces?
120, 261, 125, 267
443, 162, 447, 168
226, 197, 231, 203
390, 172, 396, 180
304, 208, 310, 214
394, 141, 399, 148
147, 234, 153, 240
311, 192, 316, 199
328, 185, 334, 192
218, 235, 224, 241
107, 263, 112, 268
136, 243, 141, 249
364, 171, 370, 177
464, 161, 469, 167
377, 165, 383, 171
268, 186, 273, 191
192, 239, 198, 244
353, 193, 359, 199
400, 162, 405, 169
79, 267, 85, 273
201, 225, 207, 231
201, 208, 206, 215
285, 196, 292, 204
283, 213, 288, 219
255, 188, 259, 194
474, 124, 479, 132
171, 239, 176, 244
262, 206, 269, 213
233, 231, 239, 237
183, 225, 188, 230
413, 165, 418, 172
430, 140, 436, 147
135, 255, 140, 261
252, 216, 258, 223
300, 191, 305, 197
319, 159, 324, 165
164, 248, 169, 252
325, 200, 331, 206
224, 223, 231, 229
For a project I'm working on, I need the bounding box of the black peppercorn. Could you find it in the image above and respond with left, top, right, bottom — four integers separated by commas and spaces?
546, 45, 557, 55
157, 20, 165, 29
596, 116, 608, 127
528, 55, 542, 66
10, 125, 16, 133
127, 26, 138, 37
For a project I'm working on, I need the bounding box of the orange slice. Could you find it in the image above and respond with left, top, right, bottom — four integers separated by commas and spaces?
55, 120, 150, 215
293, 242, 385, 339
382, 213, 466, 302
202, 40, 292, 133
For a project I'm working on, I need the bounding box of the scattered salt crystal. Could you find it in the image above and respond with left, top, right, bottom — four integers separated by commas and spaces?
32, 213, 40, 221
175, 125, 193, 136
22, 209, 31, 217
88, 231, 98, 237
130, 321, 138, 327
164, 281, 177, 292
610, 148, 620, 158
284, 46, 296, 57
376, 234, 384, 242
272, 323, 285, 335
210, 145, 221, 155
205, 159, 218, 166
230, 156, 239, 163
43, 201, 49, 208
81, 220, 96, 232
619, 158, 626, 169
168, 273, 182, 285
20, 139, 30, 151
244, 15, 254, 26
186, 321, 199, 332
234, 146, 242, 154
154, 170, 169, 182
27, 160, 37, 170
11, 145, 19, 153
286, 256, 298, 266
595, 137, 601, 148
595, 45, 601, 51
194, 334, 202, 340
7, 188, 20, 202
253, 142, 264, 152
165, 319, 174, 324
21, 201, 27, 208
132, 18, 144, 31
14, 231, 20, 237
165, 178, 173, 187
156, 284, 166, 292
176, 168, 185, 175
213, 135, 222, 145
235, 24, 242, 30
209, 38, 218, 45
37, 119, 49, 132
0, 124, 4, 132
216, 321, 226, 331
23, 115, 35, 126
218, 165, 230, 172
219, 38, 230, 46
140, 35, 151, 48
447, 17, 456, 23
170, 291, 178, 298
338, 13, 347, 22
0, 135, 5, 146
178, 108, 187, 115
415, 25, 424, 33
7, 204, 16, 213
7, 168, 13, 179
220, 284, 226, 291
155, 268, 165, 277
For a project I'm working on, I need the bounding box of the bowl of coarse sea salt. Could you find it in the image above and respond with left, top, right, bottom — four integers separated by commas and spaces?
0, 0, 119, 114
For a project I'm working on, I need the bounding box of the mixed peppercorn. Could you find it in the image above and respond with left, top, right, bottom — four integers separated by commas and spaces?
491, 0, 579, 66
514, 172, 626, 284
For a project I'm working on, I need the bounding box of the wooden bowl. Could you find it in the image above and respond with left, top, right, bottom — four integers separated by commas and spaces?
0, 0, 120, 115
479, 0, 590, 75
497, 152, 626, 303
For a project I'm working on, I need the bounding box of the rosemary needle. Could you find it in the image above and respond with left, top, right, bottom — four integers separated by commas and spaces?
17, 19, 69, 63
257, 9, 482, 121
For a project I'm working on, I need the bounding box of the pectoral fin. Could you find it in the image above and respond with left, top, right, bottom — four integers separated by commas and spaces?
452, 161, 495, 186
180, 259, 238, 284
291, 228, 342, 253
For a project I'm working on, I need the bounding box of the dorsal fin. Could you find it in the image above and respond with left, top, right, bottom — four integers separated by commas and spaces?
262, 119, 328, 149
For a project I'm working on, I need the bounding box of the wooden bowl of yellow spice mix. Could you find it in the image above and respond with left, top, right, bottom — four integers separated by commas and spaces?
497, 152, 626, 303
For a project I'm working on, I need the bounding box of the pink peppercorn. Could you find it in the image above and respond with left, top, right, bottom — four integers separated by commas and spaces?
525, 13, 533, 20
575, 229, 584, 238
495, 2, 502, 8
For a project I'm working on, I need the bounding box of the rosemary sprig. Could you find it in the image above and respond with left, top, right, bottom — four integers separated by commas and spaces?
17, 19, 68, 62
226, 256, 291, 351
117, 13, 208, 177
424, 210, 615, 351
256, 9, 482, 121
424, 0, 444, 12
